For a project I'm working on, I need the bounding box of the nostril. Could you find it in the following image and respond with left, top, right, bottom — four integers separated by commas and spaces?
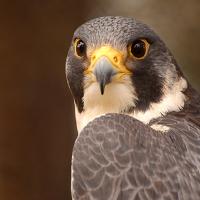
113, 56, 118, 63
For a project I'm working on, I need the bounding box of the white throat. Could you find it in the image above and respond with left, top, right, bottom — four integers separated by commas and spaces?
75, 77, 187, 133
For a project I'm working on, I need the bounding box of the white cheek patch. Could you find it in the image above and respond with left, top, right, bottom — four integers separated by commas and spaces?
131, 77, 187, 124
75, 76, 137, 133
84, 82, 136, 111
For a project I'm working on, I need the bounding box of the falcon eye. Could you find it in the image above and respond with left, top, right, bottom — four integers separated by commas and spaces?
74, 38, 86, 57
129, 39, 150, 60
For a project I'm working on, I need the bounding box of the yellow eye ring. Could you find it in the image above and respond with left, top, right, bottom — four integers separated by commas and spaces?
128, 39, 150, 60
74, 38, 86, 57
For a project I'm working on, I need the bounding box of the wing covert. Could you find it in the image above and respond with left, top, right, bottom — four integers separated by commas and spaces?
71, 113, 200, 200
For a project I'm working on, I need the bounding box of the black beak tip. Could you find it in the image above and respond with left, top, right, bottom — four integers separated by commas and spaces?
100, 81, 105, 95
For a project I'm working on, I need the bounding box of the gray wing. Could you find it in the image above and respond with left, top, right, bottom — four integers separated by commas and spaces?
71, 113, 200, 200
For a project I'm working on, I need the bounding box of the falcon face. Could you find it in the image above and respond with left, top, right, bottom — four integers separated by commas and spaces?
66, 16, 187, 132
67, 17, 200, 200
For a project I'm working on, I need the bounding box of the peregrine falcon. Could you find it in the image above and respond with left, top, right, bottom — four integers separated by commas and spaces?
66, 16, 200, 200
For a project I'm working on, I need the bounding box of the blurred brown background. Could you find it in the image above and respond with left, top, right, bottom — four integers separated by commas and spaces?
0, 0, 199, 200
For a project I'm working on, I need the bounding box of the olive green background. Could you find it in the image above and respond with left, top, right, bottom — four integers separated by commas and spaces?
0, 0, 199, 200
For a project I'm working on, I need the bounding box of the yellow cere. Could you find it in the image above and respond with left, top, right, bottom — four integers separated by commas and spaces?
85, 46, 132, 76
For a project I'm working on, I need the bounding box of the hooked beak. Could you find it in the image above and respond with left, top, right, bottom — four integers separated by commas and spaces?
84, 46, 131, 95
93, 56, 116, 95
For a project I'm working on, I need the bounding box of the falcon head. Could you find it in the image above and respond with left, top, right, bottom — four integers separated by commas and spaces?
66, 16, 187, 132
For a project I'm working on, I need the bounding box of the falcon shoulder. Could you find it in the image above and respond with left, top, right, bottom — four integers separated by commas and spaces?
71, 113, 200, 200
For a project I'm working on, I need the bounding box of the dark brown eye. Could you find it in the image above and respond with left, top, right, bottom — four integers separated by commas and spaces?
129, 39, 149, 59
74, 38, 86, 57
